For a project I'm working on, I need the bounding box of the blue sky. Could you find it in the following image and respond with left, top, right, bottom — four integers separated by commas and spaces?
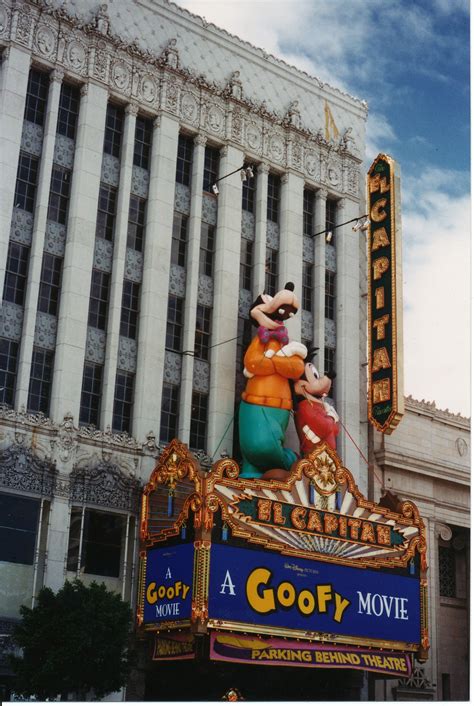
175, 0, 470, 416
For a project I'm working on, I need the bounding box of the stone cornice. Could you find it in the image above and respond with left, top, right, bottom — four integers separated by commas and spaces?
405, 395, 470, 427
0, 0, 364, 198
374, 448, 470, 487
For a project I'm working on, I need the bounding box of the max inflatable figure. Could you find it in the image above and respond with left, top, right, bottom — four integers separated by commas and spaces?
239, 283, 307, 478
293, 348, 340, 453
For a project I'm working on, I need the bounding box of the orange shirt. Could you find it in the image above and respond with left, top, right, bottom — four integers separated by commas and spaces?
241, 336, 305, 410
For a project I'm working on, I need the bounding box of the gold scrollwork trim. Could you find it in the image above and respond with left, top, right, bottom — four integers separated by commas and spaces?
207, 619, 419, 652
192, 540, 211, 625
136, 551, 147, 627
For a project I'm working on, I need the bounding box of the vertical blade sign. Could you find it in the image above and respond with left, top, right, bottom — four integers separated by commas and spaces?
367, 154, 404, 434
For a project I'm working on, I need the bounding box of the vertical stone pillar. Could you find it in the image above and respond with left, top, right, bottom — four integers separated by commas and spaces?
101, 104, 137, 427
0, 46, 31, 295
16, 70, 63, 408
178, 134, 206, 443
50, 82, 108, 423
252, 163, 269, 295
207, 144, 243, 459
42, 494, 70, 592
133, 113, 179, 441
335, 197, 364, 484
279, 171, 304, 341
313, 189, 327, 371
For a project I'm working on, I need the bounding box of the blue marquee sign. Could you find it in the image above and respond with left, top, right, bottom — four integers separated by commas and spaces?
208, 544, 421, 644
143, 543, 194, 625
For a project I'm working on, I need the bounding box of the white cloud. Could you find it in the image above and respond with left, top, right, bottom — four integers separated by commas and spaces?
402, 175, 470, 416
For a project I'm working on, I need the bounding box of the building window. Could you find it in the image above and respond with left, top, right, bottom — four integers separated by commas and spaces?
166, 296, 184, 352
171, 213, 188, 267
67, 507, 126, 578
133, 116, 153, 170
3, 241, 29, 306
57, 83, 80, 140
176, 134, 193, 186
103, 103, 123, 158
265, 247, 278, 297
47, 166, 71, 225
79, 363, 103, 426
24, 69, 49, 126
200, 223, 215, 277
302, 262, 313, 312
120, 280, 140, 340
38, 253, 62, 316
88, 270, 110, 330
439, 545, 456, 598
112, 371, 134, 433
27, 348, 54, 415
325, 270, 336, 320
326, 199, 337, 246
0, 338, 19, 407
0, 492, 40, 564
324, 347, 336, 376
194, 305, 212, 361
240, 239, 253, 291
96, 184, 117, 241
267, 173, 280, 223
203, 146, 219, 193
14, 152, 39, 213
303, 189, 314, 237
160, 383, 179, 443
127, 195, 146, 252
190, 391, 208, 450
242, 171, 255, 213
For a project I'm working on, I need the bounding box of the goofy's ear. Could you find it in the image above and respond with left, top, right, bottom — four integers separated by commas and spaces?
284, 282, 295, 292
305, 346, 319, 364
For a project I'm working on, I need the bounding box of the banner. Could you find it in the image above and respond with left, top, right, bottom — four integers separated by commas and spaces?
153, 632, 195, 661
208, 544, 421, 645
143, 543, 194, 625
210, 632, 412, 677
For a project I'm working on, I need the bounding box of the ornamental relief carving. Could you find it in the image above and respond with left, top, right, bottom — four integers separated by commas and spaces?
164, 350, 182, 386
10, 208, 33, 247
65, 38, 88, 75
0, 4, 10, 37
304, 149, 319, 179
118, 336, 137, 373
193, 359, 210, 394
206, 103, 225, 136
94, 237, 113, 273
246, 121, 262, 152
238, 288, 252, 318
70, 460, 140, 513
111, 59, 131, 92
165, 78, 180, 113
21, 121, 44, 157
15, 10, 34, 46
101, 153, 120, 187
198, 275, 213, 306
202, 194, 217, 226
125, 248, 143, 283
169, 264, 186, 298
325, 243, 337, 272
0, 302, 24, 341
44, 221, 66, 257
303, 235, 314, 264
93, 40, 109, 82
180, 91, 199, 126
54, 135, 75, 170
301, 309, 314, 341
324, 318, 336, 348
266, 220, 280, 249
241, 210, 255, 241
85, 326, 106, 364
0, 444, 56, 498
34, 312, 57, 351
174, 183, 190, 215
35, 23, 56, 58
140, 74, 158, 105
131, 165, 149, 198
267, 133, 285, 164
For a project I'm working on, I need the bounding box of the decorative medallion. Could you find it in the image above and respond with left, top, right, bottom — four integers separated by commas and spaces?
111, 60, 131, 91
66, 40, 87, 72
140, 75, 157, 104
207, 104, 225, 134
180, 92, 199, 125
35, 24, 56, 58
246, 122, 261, 151
269, 134, 285, 162
305, 150, 318, 178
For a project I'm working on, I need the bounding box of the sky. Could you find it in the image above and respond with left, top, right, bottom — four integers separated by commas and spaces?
174, 0, 470, 417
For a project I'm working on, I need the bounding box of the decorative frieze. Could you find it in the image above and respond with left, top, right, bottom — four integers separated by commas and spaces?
118, 336, 137, 373
324, 318, 336, 348
70, 460, 140, 513
101, 153, 120, 187
53, 134, 75, 170
193, 359, 210, 394
238, 288, 252, 318
266, 221, 280, 249
2, 0, 364, 195
164, 350, 182, 386
44, 220, 67, 257
197, 274, 213, 306
0, 443, 57, 498
241, 211, 255, 241
303, 235, 314, 263
21, 120, 43, 157
10, 208, 33, 246
202, 194, 217, 226
169, 264, 186, 298
93, 237, 113, 273
301, 309, 313, 342
124, 247, 143, 283
325, 244, 337, 272
131, 165, 149, 198
174, 183, 190, 215
85, 326, 106, 364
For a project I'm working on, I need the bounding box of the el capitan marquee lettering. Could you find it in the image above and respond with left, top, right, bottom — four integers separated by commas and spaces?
367, 154, 404, 433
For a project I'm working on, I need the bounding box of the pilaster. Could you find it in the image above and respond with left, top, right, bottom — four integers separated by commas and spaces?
313, 188, 327, 371
101, 104, 137, 427
335, 197, 365, 487
253, 162, 269, 295
0, 46, 31, 296
50, 82, 109, 423
16, 70, 63, 408
133, 113, 179, 441
207, 144, 243, 458
178, 134, 206, 443
279, 171, 304, 341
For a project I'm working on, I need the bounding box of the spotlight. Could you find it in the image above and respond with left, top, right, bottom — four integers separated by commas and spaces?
325, 231, 333, 244
246, 165, 254, 179
240, 169, 247, 182
212, 184, 219, 196
352, 216, 370, 232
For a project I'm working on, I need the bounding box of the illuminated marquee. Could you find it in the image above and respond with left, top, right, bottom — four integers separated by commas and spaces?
367, 153, 404, 433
